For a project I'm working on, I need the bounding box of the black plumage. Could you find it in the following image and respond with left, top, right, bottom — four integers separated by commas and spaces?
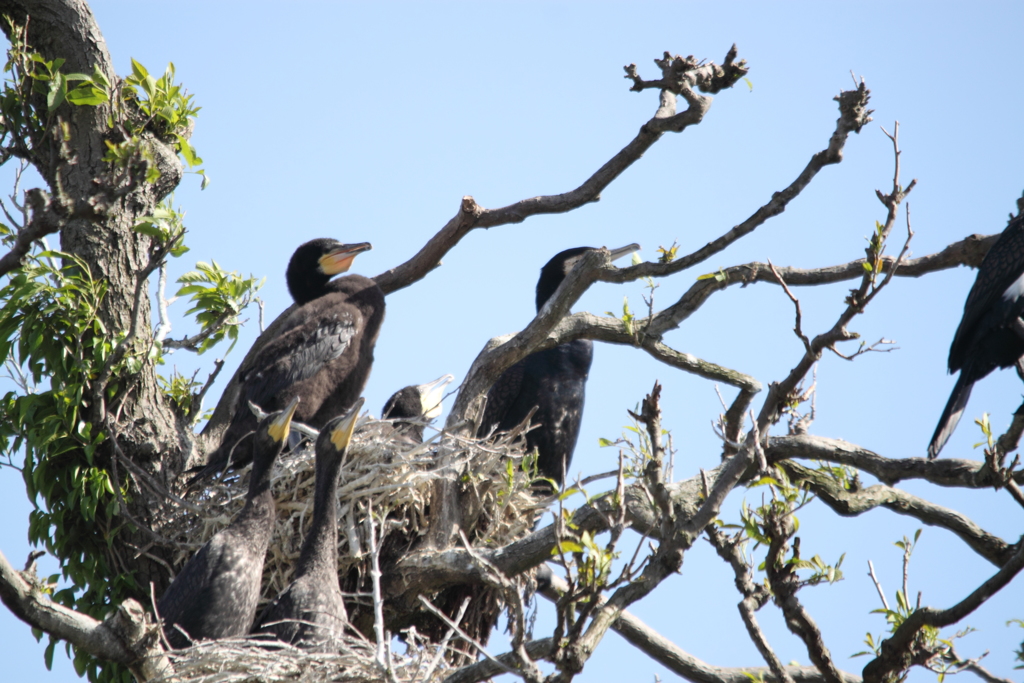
929, 212, 1024, 458
381, 374, 453, 445
478, 244, 639, 487
159, 398, 298, 648
195, 239, 384, 482
253, 398, 364, 651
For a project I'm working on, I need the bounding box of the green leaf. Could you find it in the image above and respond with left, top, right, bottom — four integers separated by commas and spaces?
554, 541, 584, 554
46, 74, 67, 112
66, 85, 107, 106
130, 57, 149, 82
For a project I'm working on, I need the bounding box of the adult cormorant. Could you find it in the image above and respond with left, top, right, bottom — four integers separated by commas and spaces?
159, 398, 298, 648
929, 212, 1024, 458
194, 239, 384, 482
381, 374, 454, 445
253, 398, 364, 651
477, 244, 638, 487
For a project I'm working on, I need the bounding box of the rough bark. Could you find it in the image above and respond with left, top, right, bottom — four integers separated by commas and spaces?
0, 0, 189, 599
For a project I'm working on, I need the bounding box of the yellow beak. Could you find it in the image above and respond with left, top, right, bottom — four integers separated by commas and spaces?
319, 242, 372, 275
330, 397, 365, 452
267, 396, 300, 443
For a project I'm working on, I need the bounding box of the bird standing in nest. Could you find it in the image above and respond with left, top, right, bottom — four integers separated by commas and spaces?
253, 398, 364, 651
159, 398, 298, 648
381, 374, 454, 447
193, 239, 384, 483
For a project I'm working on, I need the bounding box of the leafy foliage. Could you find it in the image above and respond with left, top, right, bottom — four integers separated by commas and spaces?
0, 252, 135, 682
176, 260, 264, 355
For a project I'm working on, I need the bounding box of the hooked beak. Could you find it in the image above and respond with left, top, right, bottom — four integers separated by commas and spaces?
267, 396, 301, 444
607, 243, 641, 262
418, 374, 454, 420
319, 242, 372, 276
330, 397, 365, 452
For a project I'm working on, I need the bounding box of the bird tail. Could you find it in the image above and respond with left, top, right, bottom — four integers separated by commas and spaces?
927, 371, 976, 459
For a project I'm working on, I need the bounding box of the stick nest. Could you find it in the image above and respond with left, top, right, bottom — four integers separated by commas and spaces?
152, 628, 457, 683
156, 414, 543, 678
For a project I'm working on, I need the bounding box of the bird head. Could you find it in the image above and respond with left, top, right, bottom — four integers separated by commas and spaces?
318, 397, 365, 456
264, 396, 300, 444
535, 243, 640, 310
287, 239, 373, 304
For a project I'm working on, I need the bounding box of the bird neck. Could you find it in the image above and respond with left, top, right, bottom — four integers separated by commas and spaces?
235, 486, 275, 532
294, 454, 342, 577
403, 422, 426, 442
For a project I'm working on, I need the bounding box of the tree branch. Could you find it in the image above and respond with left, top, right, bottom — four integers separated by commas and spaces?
534, 572, 861, 683
767, 434, 1024, 489
778, 461, 1016, 568
372, 48, 748, 296
0, 548, 172, 681
598, 81, 873, 293
0, 188, 66, 277
862, 539, 1024, 683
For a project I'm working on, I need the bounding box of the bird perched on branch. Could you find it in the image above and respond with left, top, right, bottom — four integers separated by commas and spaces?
193, 239, 384, 483
478, 244, 639, 487
159, 398, 298, 648
382, 374, 454, 446
929, 210, 1024, 458
253, 398, 364, 651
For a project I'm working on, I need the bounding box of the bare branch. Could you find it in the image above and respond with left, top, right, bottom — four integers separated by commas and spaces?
0, 188, 66, 278
443, 639, 555, 683
161, 309, 233, 351
707, 526, 793, 683
767, 433, 1024, 490
598, 80, 873, 290
768, 259, 811, 353
373, 48, 749, 295
646, 232, 996, 338
536, 571, 861, 683
778, 461, 1015, 567
866, 561, 891, 612
0, 548, 172, 681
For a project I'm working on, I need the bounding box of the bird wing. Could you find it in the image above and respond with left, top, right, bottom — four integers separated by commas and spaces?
241, 308, 362, 411
478, 358, 528, 436
950, 214, 1024, 371
158, 542, 213, 627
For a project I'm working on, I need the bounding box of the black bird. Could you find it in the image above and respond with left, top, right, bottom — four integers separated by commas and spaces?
929, 211, 1024, 458
253, 398, 364, 651
159, 398, 298, 648
194, 239, 385, 482
381, 374, 454, 445
478, 244, 639, 487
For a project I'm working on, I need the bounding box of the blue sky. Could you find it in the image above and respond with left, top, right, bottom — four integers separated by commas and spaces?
1, 1, 1023, 681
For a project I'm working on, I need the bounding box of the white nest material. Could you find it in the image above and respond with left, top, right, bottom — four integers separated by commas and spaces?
152, 628, 456, 683
160, 414, 544, 605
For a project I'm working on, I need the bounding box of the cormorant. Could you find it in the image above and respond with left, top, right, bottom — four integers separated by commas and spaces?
253, 398, 364, 651
929, 211, 1024, 458
477, 244, 639, 487
381, 374, 454, 445
193, 239, 385, 482
159, 398, 298, 648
